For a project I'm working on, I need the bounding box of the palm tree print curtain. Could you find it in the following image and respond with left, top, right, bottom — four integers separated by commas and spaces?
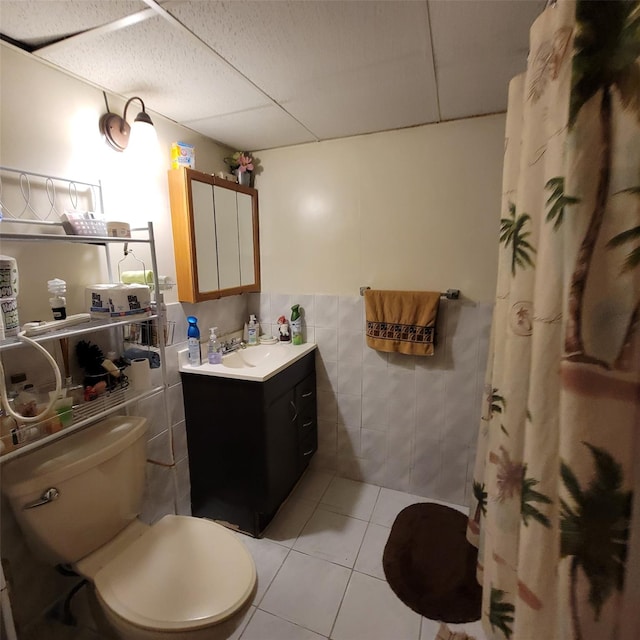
467, 2, 640, 639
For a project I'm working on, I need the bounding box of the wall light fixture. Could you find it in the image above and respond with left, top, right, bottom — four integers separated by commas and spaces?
99, 95, 155, 152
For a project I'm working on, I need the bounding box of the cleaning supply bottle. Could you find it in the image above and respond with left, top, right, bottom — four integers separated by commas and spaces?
187, 316, 201, 365
47, 278, 67, 320
247, 314, 259, 345
291, 304, 303, 345
207, 327, 222, 364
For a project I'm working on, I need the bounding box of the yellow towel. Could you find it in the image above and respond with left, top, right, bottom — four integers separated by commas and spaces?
120, 270, 154, 285
364, 289, 440, 356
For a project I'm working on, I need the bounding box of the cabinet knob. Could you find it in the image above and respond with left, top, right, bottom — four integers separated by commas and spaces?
301, 391, 313, 398
289, 400, 298, 423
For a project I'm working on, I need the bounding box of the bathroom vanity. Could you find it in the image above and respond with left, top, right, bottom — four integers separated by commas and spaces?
179, 343, 317, 536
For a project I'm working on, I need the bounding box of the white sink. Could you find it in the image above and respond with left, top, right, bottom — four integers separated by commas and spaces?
179, 342, 316, 382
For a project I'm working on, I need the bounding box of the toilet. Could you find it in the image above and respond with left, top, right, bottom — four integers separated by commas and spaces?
1, 415, 256, 639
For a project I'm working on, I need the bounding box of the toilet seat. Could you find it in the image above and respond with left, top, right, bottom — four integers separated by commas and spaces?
93, 515, 256, 632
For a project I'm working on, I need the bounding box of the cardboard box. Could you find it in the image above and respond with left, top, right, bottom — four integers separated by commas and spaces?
171, 142, 195, 169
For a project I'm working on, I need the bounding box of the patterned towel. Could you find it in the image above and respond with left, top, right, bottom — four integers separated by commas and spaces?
364, 289, 440, 356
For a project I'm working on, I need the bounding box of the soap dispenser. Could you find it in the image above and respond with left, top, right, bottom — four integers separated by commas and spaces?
247, 314, 259, 346
207, 327, 222, 364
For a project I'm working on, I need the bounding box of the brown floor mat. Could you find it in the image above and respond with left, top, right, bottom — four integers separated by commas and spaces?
382, 503, 481, 623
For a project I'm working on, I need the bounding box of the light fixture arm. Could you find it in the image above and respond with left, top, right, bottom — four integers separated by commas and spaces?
122, 97, 153, 129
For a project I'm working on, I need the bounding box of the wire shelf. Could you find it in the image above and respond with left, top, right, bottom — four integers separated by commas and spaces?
0, 384, 163, 462
0, 166, 103, 225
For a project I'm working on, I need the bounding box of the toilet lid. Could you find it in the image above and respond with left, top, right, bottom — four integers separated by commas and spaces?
94, 515, 256, 631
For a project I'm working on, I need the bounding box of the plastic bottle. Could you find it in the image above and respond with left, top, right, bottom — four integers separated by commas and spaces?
47, 278, 67, 320
207, 327, 222, 364
291, 304, 303, 345
187, 316, 201, 365
247, 314, 259, 346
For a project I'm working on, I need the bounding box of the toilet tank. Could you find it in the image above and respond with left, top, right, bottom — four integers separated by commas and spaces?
1, 416, 148, 566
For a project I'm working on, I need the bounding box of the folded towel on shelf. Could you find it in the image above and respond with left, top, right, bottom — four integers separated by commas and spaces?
123, 347, 161, 369
364, 289, 440, 356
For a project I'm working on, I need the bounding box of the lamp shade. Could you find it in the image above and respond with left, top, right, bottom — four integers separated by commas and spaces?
125, 117, 160, 171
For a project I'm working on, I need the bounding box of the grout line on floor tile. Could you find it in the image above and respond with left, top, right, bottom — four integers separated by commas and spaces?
237, 606, 259, 640
327, 567, 353, 640
351, 518, 374, 577
252, 545, 293, 609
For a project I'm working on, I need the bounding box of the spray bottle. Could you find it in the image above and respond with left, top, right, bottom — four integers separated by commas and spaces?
187, 316, 201, 365
291, 304, 303, 345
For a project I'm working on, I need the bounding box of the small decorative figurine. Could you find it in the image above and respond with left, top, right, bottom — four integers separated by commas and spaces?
277, 315, 291, 342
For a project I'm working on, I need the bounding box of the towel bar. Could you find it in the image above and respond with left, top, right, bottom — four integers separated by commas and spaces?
359, 287, 460, 300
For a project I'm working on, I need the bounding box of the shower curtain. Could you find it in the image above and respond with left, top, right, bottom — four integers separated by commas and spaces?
467, 2, 640, 639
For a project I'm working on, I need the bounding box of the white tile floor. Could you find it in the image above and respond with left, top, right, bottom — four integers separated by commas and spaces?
232, 470, 488, 640
28, 470, 488, 640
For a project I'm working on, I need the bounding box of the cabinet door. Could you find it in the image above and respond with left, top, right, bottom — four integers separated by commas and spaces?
191, 179, 219, 294
237, 191, 256, 287
214, 185, 241, 290
264, 390, 299, 514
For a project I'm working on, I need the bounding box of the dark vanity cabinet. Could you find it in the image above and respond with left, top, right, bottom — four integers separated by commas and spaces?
181, 352, 317, 536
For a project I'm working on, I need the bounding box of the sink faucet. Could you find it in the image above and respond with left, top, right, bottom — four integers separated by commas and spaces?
221, 337, 246, 354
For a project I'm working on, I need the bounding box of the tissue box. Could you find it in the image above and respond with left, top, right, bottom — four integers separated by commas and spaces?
171, 142, 195, 169
86, 284, 151, 320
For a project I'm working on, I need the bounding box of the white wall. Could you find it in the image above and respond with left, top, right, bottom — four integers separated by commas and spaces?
0, 43, 232, 321
255, 115, 504, 302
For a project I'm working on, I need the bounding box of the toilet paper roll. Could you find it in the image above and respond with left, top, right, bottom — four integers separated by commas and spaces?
129, 358, 151, 391
0, 297, 19, 336
0, 255, 19, 297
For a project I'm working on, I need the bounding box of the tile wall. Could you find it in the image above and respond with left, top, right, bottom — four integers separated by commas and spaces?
247, 293, 493, 507
164, 292, 493, 511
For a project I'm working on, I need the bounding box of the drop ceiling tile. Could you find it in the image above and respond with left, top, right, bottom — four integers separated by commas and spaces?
184, 104, 316, 152
279, 55, 439, 141
429, 0, 545, 120
0, 0, 147, 47
168, 0, 439, 139
37, 14, 270, 122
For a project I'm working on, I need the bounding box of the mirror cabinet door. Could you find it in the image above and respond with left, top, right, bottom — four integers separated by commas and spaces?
237, 191, 256, 287
191, 179, 219, 295
213, 185, 241, 290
